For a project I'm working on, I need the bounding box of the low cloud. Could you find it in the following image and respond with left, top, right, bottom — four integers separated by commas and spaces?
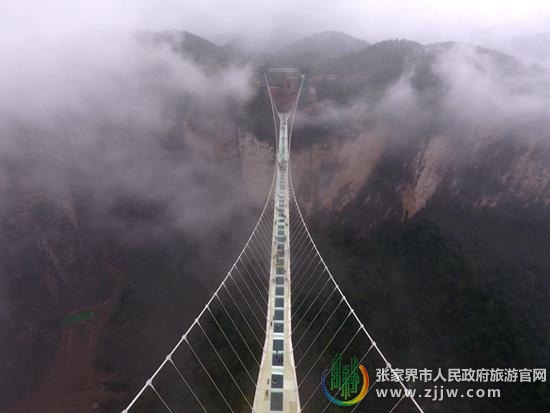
434, 44, 550, 128
300, 42, 550, 144
0, 15, 260, 342
0, 25, 256, 236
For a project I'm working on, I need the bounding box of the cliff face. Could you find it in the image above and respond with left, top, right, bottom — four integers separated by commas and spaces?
0, 84, 259, 413
290, 131, 383, 212
288, 130, 550, 223
402, 135, 448, 217
2, 156, 258, 413
0, 183, 110, 410
280, 41, 550, 224
238, 131, 274, 203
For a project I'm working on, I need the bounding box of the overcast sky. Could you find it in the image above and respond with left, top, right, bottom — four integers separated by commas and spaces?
1, 0, 549, 45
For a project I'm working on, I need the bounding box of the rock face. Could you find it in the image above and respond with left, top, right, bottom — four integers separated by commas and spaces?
290, 132, 383, 212
0, 188, 109, 411
285, 129, 550, 224
501, 142, 550, 205
402, 135, 448, 217
238, 131, 274, 205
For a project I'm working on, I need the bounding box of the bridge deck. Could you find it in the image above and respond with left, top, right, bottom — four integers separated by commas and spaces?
253, 113, 300, 412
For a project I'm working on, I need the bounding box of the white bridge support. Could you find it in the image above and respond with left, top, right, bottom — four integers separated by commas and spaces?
253, 113, 300, 412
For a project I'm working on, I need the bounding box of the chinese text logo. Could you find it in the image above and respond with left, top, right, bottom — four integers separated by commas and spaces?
321, 353, 369, 406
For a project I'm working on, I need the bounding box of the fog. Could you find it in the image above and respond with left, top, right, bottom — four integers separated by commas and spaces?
2, 1, 549, 46
0, 2, 257, 348
0, 5, 258, 405
435, 44, 550, 126
0, 21, 255, 234
296, 42, 550, 146
1, 0, 549, 270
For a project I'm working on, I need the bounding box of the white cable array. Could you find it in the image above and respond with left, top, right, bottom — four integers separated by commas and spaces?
286, 95, 425, 412
122, 114, 279, 412
122, 70, 426, 413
